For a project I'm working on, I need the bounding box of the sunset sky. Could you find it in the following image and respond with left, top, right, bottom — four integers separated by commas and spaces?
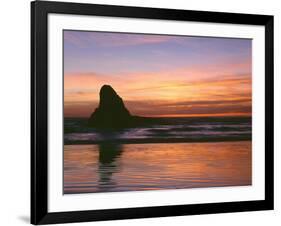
64, 30, 252, 118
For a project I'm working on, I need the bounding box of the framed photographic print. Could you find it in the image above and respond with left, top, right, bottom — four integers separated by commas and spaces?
31, 0, 274, 224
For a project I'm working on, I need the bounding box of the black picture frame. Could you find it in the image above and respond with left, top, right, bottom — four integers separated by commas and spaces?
31, 0, 274, 224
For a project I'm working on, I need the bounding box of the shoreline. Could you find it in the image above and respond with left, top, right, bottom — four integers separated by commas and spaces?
64, 136, 251, 145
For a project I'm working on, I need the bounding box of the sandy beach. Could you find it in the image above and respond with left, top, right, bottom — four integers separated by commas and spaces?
64, 141, 251, 194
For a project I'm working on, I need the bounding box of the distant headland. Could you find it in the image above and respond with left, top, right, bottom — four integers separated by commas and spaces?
88, 85, 161, 128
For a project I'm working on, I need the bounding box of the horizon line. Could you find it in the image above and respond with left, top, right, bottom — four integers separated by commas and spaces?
64, 113, 252, 119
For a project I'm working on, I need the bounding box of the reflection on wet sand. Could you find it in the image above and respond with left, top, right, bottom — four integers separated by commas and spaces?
98, 143, 123, 191
64, 141, 251, 194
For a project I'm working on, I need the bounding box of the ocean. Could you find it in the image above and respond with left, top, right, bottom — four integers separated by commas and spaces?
64, 116, 252, 194
64, 116, 251, 144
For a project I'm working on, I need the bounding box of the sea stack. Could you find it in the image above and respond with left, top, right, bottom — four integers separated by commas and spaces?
88, 85, 133, 128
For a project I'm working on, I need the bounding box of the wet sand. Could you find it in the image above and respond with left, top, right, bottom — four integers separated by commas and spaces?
64, 141, 251, 194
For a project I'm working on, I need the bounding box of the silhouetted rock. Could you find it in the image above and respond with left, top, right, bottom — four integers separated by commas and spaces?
88, 85, 162, 128
88, 85, 131, 128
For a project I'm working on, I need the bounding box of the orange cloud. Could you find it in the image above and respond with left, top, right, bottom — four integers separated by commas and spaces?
64, 62, 251, 118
